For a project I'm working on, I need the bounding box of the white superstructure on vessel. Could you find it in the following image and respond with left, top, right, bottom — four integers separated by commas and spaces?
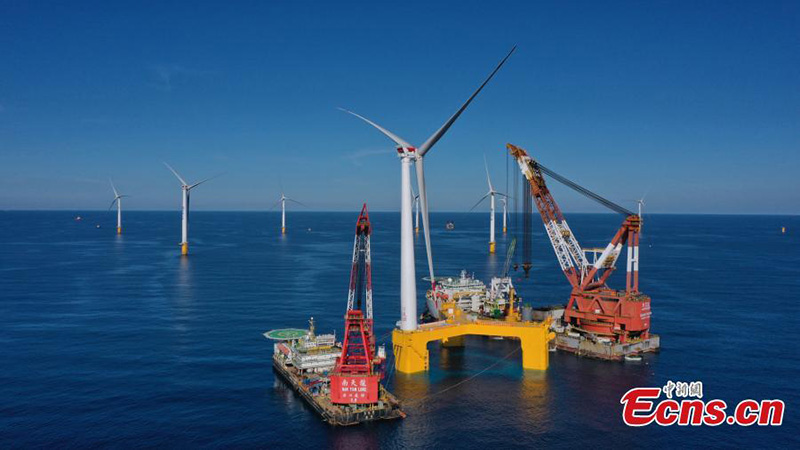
266, 318, 340, 373
426, 270, 514, 320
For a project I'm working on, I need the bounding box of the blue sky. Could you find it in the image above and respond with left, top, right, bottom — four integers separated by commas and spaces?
1, 1, 797, 214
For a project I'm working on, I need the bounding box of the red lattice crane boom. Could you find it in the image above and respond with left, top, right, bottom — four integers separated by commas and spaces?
331, 204, 380, 404
507, 144, 651, 343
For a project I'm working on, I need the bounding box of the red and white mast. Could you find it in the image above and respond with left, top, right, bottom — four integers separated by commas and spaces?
346, 204, 374, 342
331, 204, 379, 404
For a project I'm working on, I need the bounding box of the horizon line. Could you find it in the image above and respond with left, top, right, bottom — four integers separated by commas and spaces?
1, 209, 797, 217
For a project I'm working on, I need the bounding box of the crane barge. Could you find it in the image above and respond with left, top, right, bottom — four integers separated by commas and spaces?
267, 204, 405, 425
507, 143, 659, 360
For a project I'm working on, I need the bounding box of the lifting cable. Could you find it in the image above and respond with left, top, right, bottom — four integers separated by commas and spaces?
536, 162, 634, 216
522, 176, 533, 275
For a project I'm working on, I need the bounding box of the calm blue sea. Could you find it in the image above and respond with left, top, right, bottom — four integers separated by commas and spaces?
1, 211, 798, 448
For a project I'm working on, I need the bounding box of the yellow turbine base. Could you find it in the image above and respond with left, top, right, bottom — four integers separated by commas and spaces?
489, 241, 496, 253
392, 319, 553, 374
503, 227, 507, 234
415, 227, 419, 234
117, 227, 122, 235
181, 242, 188, 256
281, 227, 286, 234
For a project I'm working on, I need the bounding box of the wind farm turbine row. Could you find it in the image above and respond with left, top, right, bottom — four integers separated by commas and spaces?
108, 152, 507, 258
107, 164, 305, 256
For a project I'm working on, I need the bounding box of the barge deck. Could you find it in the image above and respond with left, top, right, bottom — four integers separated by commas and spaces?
272, 355, 405, 426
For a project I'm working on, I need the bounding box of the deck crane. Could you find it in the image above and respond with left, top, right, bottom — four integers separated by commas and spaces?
331, 204, 383, 404
507, 144, 651, 343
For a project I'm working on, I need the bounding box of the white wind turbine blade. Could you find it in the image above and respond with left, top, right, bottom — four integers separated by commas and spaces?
339, 106, 436, 282
338, 108, 413, 149
188, 173, 222, 190
484, 154, 494, 192
342, 47, 515, 287
414, 47, 516, 284
468, 192, 491, 212
415, 159, 435, 282
163, 162, 188, 186
108, 198, 119, 210
110, 179, 120, 198
416, 45, 516, 157
285, 197, 308, 208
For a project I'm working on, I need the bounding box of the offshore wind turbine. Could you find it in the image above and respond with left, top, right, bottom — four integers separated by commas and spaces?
340, 46, 515, 331
164, 163, 215, 256
109, 179, 128, 235
275, 192, 306, 234
469, 156, 508, 253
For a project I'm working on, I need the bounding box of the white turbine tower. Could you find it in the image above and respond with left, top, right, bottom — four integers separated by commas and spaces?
340, 46, 515, 331
109, 179, 128, 235
469, 155, 508, 253
164, 163, 214, 256
275, 192, 306, 234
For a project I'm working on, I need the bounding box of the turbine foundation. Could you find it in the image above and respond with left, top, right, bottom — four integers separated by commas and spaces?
181, 242, 188, 256
489, 241, 496, 253
392, 318, 553, 374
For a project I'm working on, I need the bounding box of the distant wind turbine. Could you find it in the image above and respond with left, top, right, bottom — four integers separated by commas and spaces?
274, 192, 306, 234
627, 189, 649, 238
109, 179, 128, 235
469, 155, 508, 253
637, 197, 646, 238
164, 163, 216, 255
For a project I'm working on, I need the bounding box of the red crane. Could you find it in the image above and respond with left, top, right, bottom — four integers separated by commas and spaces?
330, 204, 380, 404
508, 144, 651, 343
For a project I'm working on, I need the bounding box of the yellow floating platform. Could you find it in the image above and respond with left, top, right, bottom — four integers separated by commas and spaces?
392, 311, 554, 374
